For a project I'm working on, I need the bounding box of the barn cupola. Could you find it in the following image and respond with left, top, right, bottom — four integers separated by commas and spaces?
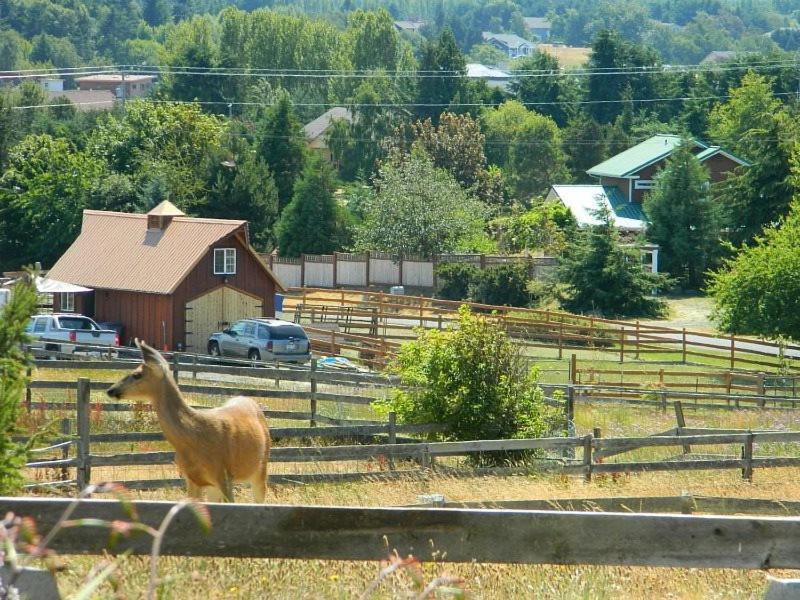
146, 200, 185, 231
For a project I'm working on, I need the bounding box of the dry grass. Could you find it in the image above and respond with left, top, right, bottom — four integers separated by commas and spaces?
538, 44, 592, 68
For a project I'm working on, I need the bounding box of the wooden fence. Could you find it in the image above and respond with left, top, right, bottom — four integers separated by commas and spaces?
286, 289, 800, 372
3, 496, 800, 569
266, 252, 557, 289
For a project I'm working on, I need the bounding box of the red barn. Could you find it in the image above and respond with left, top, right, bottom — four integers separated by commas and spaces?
47, 201, 284, 352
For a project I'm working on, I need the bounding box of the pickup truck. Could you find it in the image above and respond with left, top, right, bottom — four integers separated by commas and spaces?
26, 314, 120, 355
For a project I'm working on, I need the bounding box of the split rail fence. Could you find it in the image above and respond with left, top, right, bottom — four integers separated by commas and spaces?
285, 288, 800, 373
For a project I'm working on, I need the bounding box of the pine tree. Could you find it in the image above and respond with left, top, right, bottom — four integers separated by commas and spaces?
416, 27, 466, 123
0, 273, 37, 494
559, 202, 668, 317
256, 93, 307, 213
643, 141, 717, 288
275, 156, 341, 257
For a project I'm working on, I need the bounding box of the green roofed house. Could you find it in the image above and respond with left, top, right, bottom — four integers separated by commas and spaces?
586, 134, 747, 204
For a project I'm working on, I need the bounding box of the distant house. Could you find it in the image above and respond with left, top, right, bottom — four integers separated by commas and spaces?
46, 201, 284, 352
302, 107, 353, 164
46, 90, 116, 112
547, 185, 648, 233
466, 63, 511, 90
699, 51, 750, 64
75, 74, 156, 99
523, 17, 551, 41
586, 134, 747, 203
482, 32, 535, 58
394, 20, 426, 34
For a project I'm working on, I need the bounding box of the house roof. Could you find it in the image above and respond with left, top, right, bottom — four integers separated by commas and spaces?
482, 32, 533, 49
523, 17, 551, 30
302, 107, 352, 141
394, 20, 425, 32
147, 200, 185, 217
47, 210, 284, 294
466, 63, 510, 79
76, 74, 156, 84
587, 135, 704, 178
548, 185, 648, 231
587, 134, 748, 178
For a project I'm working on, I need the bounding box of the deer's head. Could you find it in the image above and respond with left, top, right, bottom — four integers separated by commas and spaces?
107, 339, 168, 400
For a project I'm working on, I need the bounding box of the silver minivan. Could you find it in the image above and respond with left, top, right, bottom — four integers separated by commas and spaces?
207, 319, 311, 363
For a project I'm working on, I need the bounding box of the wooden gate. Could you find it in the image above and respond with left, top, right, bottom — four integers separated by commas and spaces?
185, 287, 262, 352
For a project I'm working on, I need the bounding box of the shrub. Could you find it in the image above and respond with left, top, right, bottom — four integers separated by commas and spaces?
468, 263, 531, 307
378, 307, 561, 465
435, 262, 479, 301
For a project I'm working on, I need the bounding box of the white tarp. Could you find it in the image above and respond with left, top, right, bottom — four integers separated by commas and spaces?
5, 276, 92, 293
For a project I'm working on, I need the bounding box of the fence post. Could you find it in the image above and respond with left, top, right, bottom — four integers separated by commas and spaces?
60, 417, 71, 482
274, 359, 280, 387
673, 401, 691, 454
309, 359, 317, 427
660, 390, 668, 413
635, 321, 640, 360
619, 328, 625, 363
583, 434, 593, 482
742, 432, 754, 482
570, 353, 577, 385
387, 411, 397, 471
192, 353, 197, 380
76, 378, 91, 491
682, 328, 687, 364
558, 322, 563, 360
171, 353, 179, 383
566, 385, 575, 428
730, 334, 735, 370
757, 373, 766, 407
25, 367, 32, 412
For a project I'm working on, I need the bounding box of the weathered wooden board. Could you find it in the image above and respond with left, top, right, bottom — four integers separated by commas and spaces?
5, 498, 800, 568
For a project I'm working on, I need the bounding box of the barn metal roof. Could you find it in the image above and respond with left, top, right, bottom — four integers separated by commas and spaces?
548, 185, 648, 231
47, 210, 284, 294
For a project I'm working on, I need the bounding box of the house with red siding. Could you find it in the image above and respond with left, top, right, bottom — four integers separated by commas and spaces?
46, 201, 284, 352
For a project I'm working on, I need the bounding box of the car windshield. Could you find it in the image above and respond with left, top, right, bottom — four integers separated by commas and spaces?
268, 325, 307, 340
57, 317, 95, 330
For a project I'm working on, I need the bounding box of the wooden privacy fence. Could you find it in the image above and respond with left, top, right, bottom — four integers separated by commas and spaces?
266, 252, 557, 289
4, 496, 800, 569
287, 288, 800, 372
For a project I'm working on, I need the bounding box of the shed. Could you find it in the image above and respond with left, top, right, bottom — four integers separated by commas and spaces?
46, 201, 284, 352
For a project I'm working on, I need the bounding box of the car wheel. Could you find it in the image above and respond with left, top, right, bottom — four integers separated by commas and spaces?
248, 348, 261, 361
208, 341, 221, 357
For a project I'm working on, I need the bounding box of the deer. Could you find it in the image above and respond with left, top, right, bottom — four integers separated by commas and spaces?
107, 340, 271, 503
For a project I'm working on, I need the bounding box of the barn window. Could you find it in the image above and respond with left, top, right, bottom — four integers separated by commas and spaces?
214, 248, 236, 275
60, 292, 75, 312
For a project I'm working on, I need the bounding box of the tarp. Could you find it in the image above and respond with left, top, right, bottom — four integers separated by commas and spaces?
4, 276, 92, 293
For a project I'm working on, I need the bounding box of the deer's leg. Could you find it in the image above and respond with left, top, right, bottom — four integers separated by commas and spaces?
186, 478, 203, 500
210, 470, 234, 503
251, 464, 267, 503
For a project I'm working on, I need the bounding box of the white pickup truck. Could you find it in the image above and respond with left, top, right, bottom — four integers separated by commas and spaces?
26, 314, 119, 355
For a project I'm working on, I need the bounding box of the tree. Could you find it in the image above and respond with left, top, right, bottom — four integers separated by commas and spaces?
708, 72, 795, 244
201, 136, 279, 250
346, 9, 400, 71
708, 201, 800, 339
256, 93, 307, 213
510, 51, 576, 127
0, 273, 37, 495
643, 141, 717, 288
354, 150, 486, 258
161, 16, 223, 104
492, 201, 577, 255
0, 135, 105, 270
379, 306, 560, 465
0, 93, 13, 170
416, 27, 466, 122
559, 202, 668, 317
507, 109, 570, 201
275, 156, 341, 257
142, 0, 172, 27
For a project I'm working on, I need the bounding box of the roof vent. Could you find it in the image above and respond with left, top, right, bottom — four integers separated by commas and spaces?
147, 200, 184, 231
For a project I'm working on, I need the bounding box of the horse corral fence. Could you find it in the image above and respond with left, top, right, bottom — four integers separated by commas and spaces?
265, 252, 558, 289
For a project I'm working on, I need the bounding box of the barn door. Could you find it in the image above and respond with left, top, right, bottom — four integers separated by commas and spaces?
185, 287, 262, 353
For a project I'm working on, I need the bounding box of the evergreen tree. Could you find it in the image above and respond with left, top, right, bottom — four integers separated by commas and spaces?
0, 272, 37, 495
143, 0, 172, 27
416, 27, 466, 123
643, 141, 717, 288
510, 51, 576, 127
256, 93, 307, 213
275, 156, 340, 257
559, 202, 668, 317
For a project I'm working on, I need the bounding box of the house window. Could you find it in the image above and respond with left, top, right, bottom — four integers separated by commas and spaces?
60, 292, 75, 312
213, 248, 236, 275
634, 180, 655, 190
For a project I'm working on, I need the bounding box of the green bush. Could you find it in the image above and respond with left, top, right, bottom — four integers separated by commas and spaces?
469, 263, 531, 307
378, 307, 562, 466
435, 262, 479, 301
0, 273, 37, 494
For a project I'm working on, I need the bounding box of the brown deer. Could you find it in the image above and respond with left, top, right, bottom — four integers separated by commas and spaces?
107, 340, 270, 503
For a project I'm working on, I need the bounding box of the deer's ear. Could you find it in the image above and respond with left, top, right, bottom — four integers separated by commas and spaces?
138, 340, 162, 366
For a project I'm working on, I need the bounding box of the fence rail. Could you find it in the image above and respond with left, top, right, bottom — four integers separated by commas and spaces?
3, 497, 800, 569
